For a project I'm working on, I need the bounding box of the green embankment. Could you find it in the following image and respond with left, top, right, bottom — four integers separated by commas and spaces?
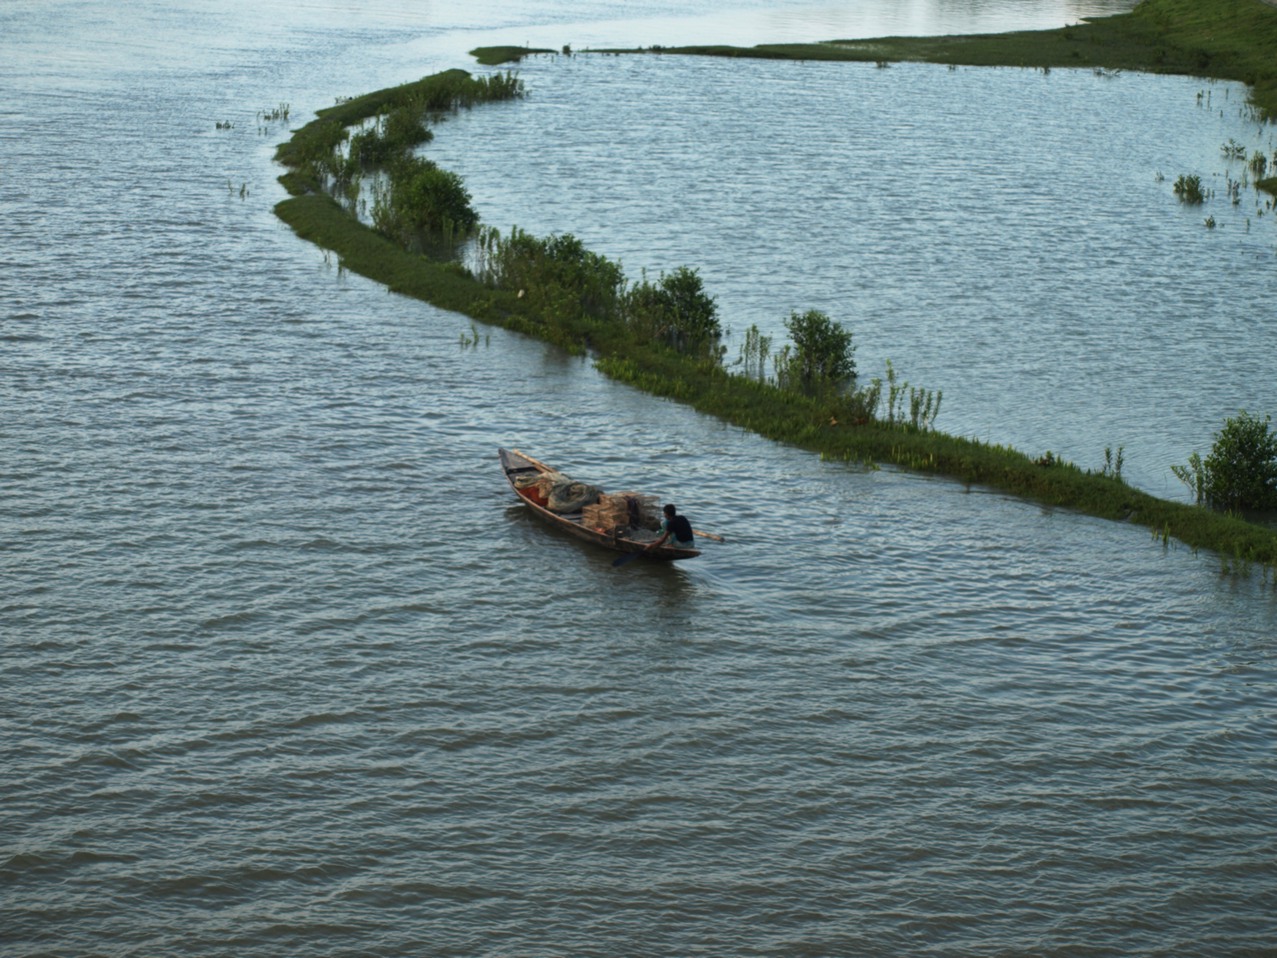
275, 8, 1277, 571
471, 45, 557, 66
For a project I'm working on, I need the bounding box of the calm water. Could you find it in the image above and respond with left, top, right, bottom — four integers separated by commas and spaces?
3, 2, 1277, 956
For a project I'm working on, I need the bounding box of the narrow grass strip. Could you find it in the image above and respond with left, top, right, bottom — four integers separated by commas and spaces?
273, 62, 1277, 574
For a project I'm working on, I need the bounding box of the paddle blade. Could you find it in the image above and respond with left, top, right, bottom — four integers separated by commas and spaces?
612, 551, 641, 568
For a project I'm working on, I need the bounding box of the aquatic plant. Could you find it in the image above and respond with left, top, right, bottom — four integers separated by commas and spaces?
1222, 138, 1247, 159
909, 383, 943, 432
1172, 452, 1208, 504
1173, 173, 1206, 204
259, 102, 290, 122
469, 46, 556, 66
274, 68, 523, 196
459, 323, 488, 348
1101, 445, 1126, 482
873, 359, 939, 431
737, 324, 772, 383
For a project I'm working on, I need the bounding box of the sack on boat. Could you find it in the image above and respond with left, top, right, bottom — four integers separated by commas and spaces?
546, 479, 601, 514
513, 470, 566, 507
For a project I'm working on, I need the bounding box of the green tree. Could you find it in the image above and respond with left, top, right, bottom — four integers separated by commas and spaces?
1203, 410, 1277, 511
508, 230, 625, 320
376, 156, 477, 241
626, 267, 721, 359
778, 309, 857, 396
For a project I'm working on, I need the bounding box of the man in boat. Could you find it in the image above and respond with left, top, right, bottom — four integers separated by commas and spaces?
646, 504, 694, 552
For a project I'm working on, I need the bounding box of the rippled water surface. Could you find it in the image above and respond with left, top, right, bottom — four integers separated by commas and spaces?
3, 1, 1277, 956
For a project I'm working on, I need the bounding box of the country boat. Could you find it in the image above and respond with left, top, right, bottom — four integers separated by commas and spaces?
499, 448, 702, 562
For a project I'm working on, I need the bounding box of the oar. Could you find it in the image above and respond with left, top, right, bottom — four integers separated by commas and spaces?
612, 551, 642, 568
693, 529, 725, 543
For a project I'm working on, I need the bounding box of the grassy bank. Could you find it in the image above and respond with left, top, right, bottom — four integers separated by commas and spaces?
274, 68, 1277, 574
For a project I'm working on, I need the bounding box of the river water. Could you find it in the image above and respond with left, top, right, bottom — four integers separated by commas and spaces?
3, 2, 1276, 956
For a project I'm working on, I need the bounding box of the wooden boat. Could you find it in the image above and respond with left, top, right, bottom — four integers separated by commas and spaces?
499, 448, 701, 562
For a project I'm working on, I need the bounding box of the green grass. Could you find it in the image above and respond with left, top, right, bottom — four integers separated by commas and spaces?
470, 46, 557, 65
274, 61, 1277, 573
594, 0, 1277, 122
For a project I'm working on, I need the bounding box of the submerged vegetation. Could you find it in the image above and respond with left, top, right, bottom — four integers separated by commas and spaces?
275, 11, 1277, 572
1173, 173, 1206, 204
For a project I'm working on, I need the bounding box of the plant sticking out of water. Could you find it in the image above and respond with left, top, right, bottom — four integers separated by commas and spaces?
909, 384, 943, 432
1250, 151, 1268, 180
259, 102, 290, 122
1225, 175, 1243, 205
737, 324, 772, 383
862, 359, 941, 432
1205, 214, 1217, 228
459, 323, 488, 348
1171, 451, 1207, 504
274, 68, 523, 201
1101, 445, 1126, 482
1173, 173, 1205, 204
1221, 138, 1247, 160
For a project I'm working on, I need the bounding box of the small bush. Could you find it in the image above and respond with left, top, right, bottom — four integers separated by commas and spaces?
482, 228, 625, 324
776, 309, 856, 397
1173, 173, 1205, 204
373, 156, 477, 243
624, 266, 721, 359
1175, 411, 1277, 511
1203, 411, 1277, 511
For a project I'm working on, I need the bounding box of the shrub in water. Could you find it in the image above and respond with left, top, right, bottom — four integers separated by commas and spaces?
1176, 411, 1277, 511
1173, 173, 1205, 204
1203, 411, 1277, 511
374, 156, 477, 243
776, 309, 857, 397
625, 266, 721, 360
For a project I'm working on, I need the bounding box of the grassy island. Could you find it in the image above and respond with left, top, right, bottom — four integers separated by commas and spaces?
276, 3, 1277, 574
